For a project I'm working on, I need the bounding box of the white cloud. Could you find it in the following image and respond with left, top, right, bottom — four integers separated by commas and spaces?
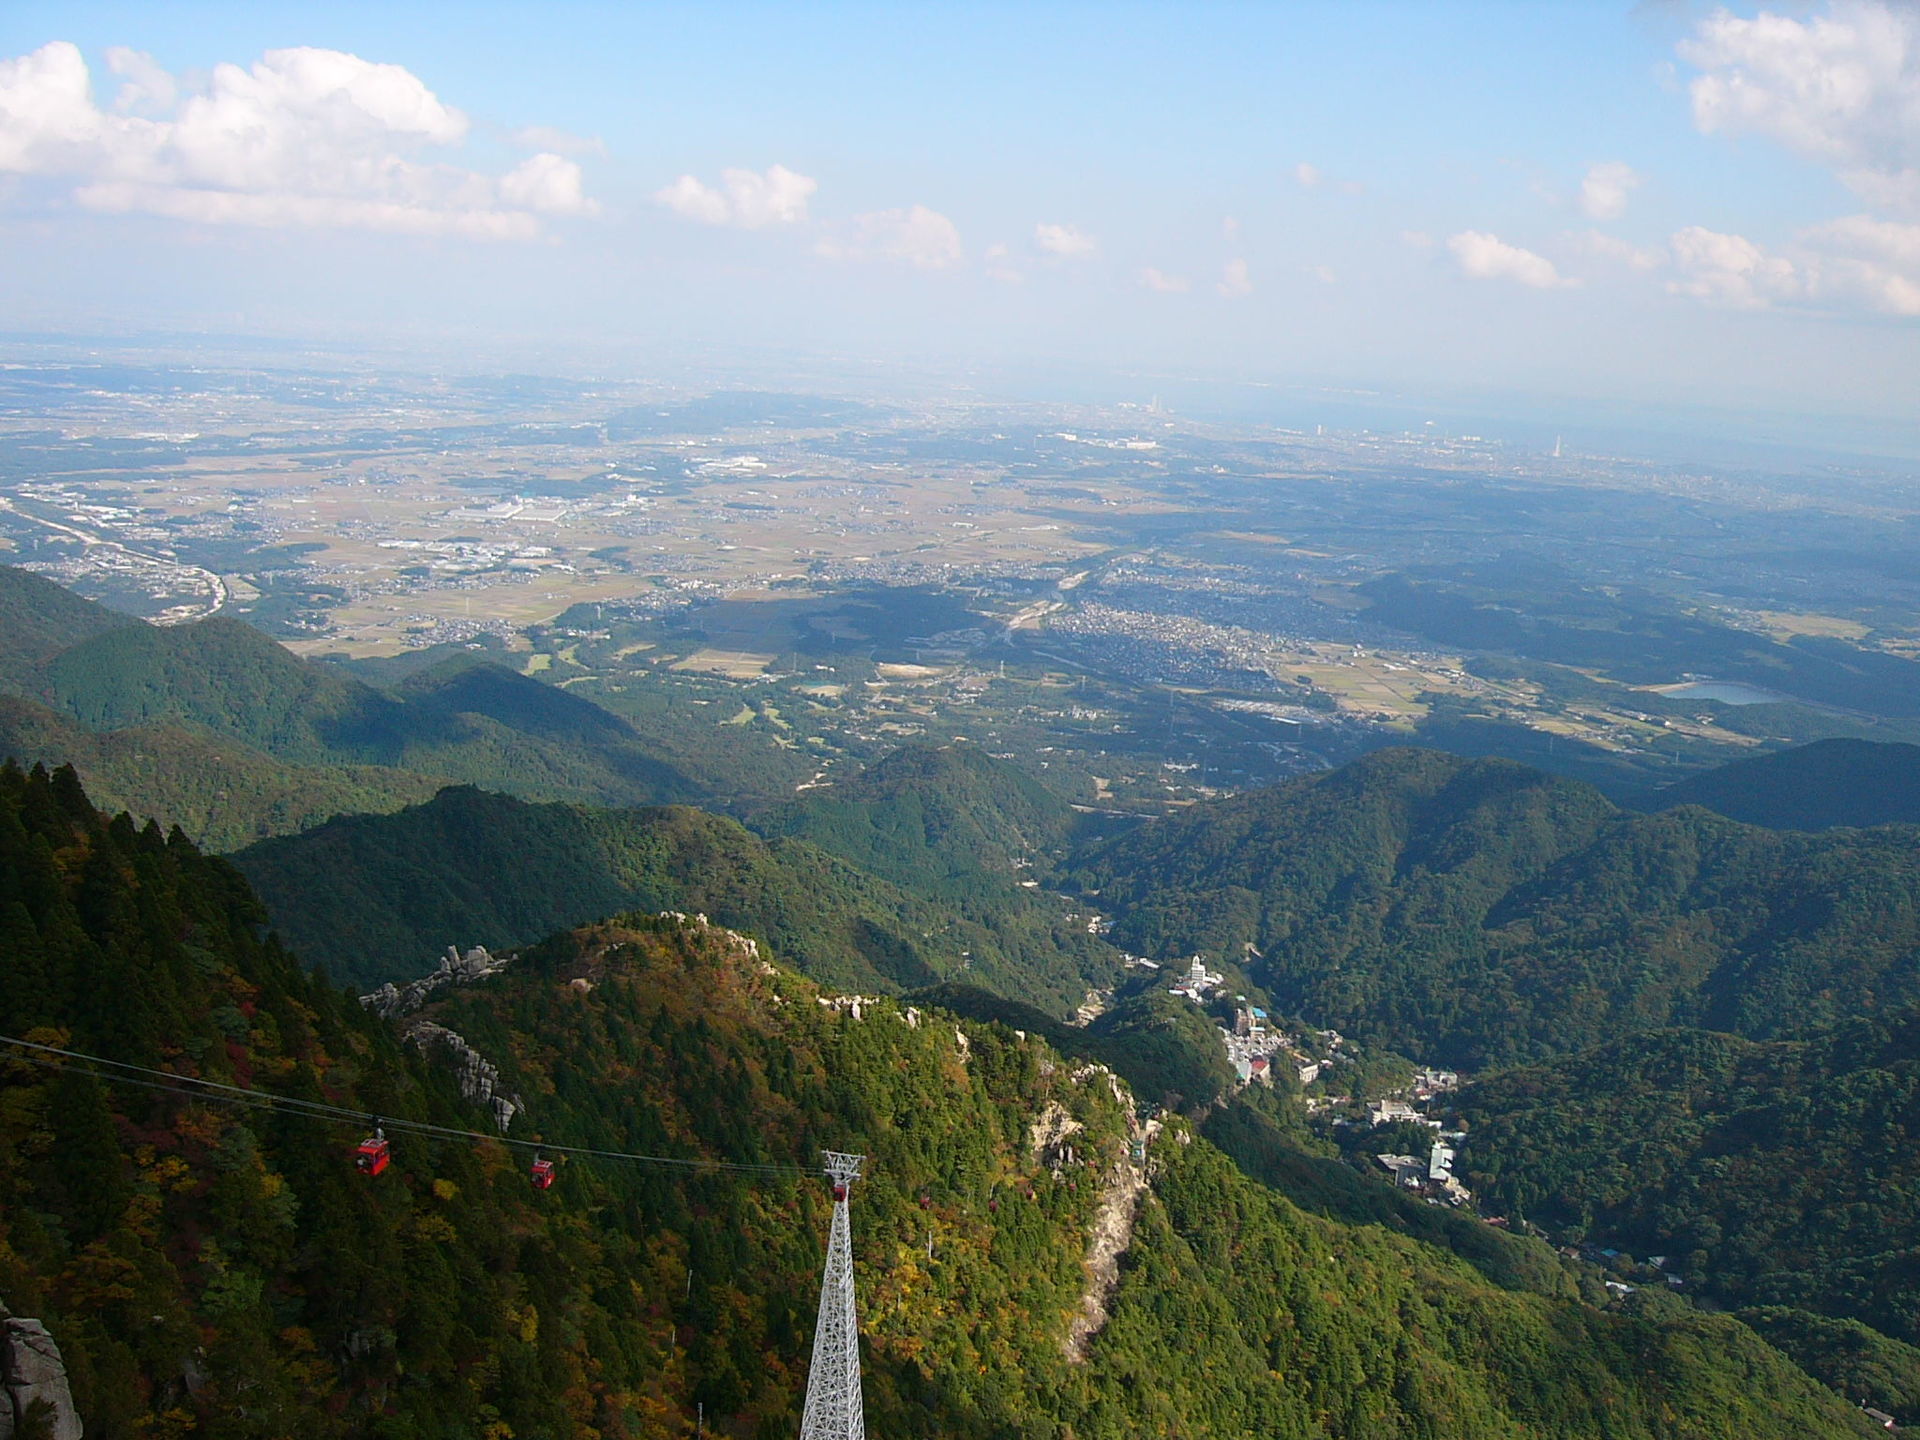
1138, 267, 1190, 293
1578, 160, 1643, 220
104, 47, 174, 114
1667, 225, 1804, 307
654, 163, 816, 228
1294, 160, 1362, 194
1447, 230, 1571, 288
501, 152, 597, 216
1222, 215, 1241, 240
1571, 228, 1666, 271
1400, 229, 1433, 248
1800, 212, 1920, 313
0, 41, 591, 239
1035, 221, 1096, 257
1670, 4, 1920, 317
1313, 264, 1338, 285
816, 204, 963, 269
1218, 257, 1252, 297
1652, 216, 1920, 316
1681, 1, 1920, 211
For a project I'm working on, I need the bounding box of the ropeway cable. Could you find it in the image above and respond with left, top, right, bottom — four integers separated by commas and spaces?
0, 1032, 821, 1180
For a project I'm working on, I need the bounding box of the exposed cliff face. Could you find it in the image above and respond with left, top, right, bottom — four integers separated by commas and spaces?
361, 943, 511, 1019
403, 1021, 524, 1132
1063, 1075, 1161, 1364
360, 946, 527, 1131
0, 1301, 84, 1440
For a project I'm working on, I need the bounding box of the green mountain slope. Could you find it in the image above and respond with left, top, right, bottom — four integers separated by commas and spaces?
1458, 1014, 1920, 1364
914, 982, 1239, 1115
750, 743, 1118, 1006
1660, 738, 1920, 831
232, 783, 1114, 1010
0, 564, 137, 688
1075, 747, 1920, 1066
39, 615, 395, 760
39, 617, 697, 802
0, 763, 1887, 1437
754, 742, 1082, 891
0, 567, 732, 844
0, 692, 439, 848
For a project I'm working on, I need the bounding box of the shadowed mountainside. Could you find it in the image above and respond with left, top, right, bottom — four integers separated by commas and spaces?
1659, 737, 1920, 831
1074, 747, 1920, 1066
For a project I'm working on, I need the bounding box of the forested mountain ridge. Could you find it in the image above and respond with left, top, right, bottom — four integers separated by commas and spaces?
1658, 737, 1920, 831
38, 615, 695, 799
1074, 747, 1920, 1066
752, 742, 1083, 892
232, 782, 1117, 1012
0, 762, 1887, 1438
0, 691, 444, 849
0, 564, 715, 845
1457, 1011, 1920, 1375
0, 565, 137, 688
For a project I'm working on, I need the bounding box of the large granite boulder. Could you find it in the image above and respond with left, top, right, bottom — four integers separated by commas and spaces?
0, 1301, 84, 1440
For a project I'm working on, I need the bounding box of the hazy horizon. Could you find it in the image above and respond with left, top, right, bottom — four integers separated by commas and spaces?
4, 1, 1920, 451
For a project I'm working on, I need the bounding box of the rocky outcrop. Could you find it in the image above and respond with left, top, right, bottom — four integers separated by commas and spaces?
1029, 1100, 1085, 1174
1062, 1073, 1162, 1364
0, 1300, 83, 1440
360, 944, 509, 1020
403, 1022, 523, 1133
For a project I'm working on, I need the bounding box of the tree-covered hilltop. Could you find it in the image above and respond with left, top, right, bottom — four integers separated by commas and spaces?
231, 782, 1117, 1013
1073, 747, 1920, 1066
0, 763, 1888, 1437
750, 742, 1084, 894
0, 691, 442, 850
38, 615, 697, 799
743, 742, 1120, 1012
1455, 1011, 1920, 1398
914, 982, 1239, 1117
1658, 737, 1920, 831
0, 565, 137, 690
0, 564, 784, 845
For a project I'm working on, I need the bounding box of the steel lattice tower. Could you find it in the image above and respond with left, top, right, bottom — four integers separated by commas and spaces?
798, 1151, 866, 1440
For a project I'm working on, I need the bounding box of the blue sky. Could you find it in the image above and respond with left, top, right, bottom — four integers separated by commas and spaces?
3, 2, 1918, 432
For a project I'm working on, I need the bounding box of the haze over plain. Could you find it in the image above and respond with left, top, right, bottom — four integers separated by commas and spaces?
4, 1, 1920, 446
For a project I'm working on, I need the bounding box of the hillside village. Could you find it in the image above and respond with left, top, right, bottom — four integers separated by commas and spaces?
1150, 949, 1477, 1208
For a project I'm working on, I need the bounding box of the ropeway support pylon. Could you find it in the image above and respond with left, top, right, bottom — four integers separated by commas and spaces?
799, 1151, 866, 1440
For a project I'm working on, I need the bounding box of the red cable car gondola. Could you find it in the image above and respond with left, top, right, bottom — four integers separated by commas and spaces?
531, 1156, 556, 1190
355, 1127, 390, 1176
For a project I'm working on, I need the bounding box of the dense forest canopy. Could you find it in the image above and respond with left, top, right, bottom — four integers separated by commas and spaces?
1074, 747, 1920, 1066
0, 762, 1889, 1437
232, 781, 1116, 1011
1458, 1013, 1920, 1351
